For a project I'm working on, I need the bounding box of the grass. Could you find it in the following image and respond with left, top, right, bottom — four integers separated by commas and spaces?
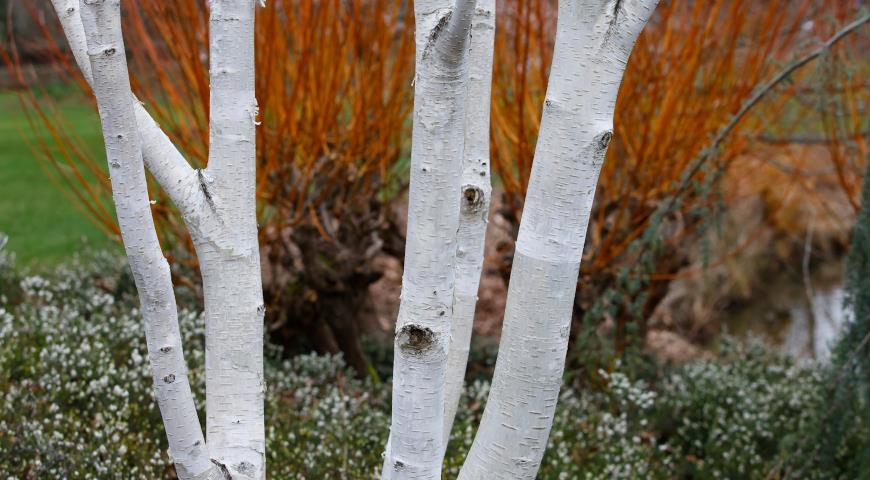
0, 90, 115, 267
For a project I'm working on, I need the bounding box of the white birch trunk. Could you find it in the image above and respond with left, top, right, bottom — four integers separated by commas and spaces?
50, 0, 221, 239
57, 0, 265, 477
458, 1, 658, 478
76, 1, 217, 478
198, 1, 266, 478
442, 0, 495, 451
381, 0, 476, 478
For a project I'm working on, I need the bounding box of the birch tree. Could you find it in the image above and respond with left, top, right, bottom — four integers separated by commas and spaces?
53, 0, 657, 476
380, 0, 657, 477
73, 1, 214, 477
458, 1, 658, 478
52, 0, 264, 478
380, 0, 478, 477
442, 0, 496, 451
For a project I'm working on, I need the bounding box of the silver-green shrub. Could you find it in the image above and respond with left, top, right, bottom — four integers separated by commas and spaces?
0, 254, 856, 479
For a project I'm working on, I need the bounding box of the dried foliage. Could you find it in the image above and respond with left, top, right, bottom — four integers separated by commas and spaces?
488, 0, 869, 359
732, 3, 870, 242
3, 0, 414, 375
3, 0, 867, 374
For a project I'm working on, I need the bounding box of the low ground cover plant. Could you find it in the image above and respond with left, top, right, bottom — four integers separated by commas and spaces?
0, 253, 863, 479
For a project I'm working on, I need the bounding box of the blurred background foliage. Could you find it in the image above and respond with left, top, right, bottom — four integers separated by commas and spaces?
0, 0, 868, 381
489, 0, 869, 379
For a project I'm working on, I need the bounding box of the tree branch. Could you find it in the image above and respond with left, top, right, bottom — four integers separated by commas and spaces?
77, 0, 215, 478
49, 0, 201, 215
671, 12, 870, 206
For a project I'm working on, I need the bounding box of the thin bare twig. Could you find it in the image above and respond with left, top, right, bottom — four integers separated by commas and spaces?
658, 12, 870, 225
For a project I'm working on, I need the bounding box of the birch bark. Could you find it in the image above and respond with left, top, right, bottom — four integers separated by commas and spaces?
76, 1, 216, 478
198, 1, 266, 478
381, 0, 476, 478
49, 0, 220, 238
56, 0, 265, 477
458, 1, 658, 478
442, 0, 496, 450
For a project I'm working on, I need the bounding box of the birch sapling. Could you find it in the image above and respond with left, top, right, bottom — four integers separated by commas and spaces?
381, 0, 477, 478
442, 0, 496, 451
459, 1, 659, 478
77, 0, 216, 478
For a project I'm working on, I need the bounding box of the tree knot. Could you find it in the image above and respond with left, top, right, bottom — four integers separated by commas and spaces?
461, 185, 485, 213
397, 324, 436, 355
596, 130, 614, 151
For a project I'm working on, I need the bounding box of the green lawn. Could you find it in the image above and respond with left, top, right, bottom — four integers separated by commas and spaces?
0, 91, 116, 267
